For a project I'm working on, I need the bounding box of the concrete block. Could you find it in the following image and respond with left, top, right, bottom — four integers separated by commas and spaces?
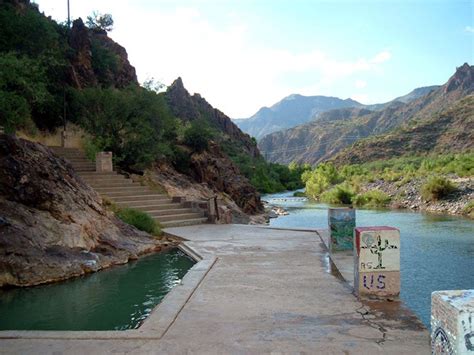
328, 208, 355, 252
354, 226, 400, 299
95, 152, 113, 173
431, 290, 474, 354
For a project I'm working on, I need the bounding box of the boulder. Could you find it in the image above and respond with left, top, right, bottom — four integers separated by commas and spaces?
0, 134, 161, 287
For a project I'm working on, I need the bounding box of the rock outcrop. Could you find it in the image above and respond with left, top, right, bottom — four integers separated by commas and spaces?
188, 143, 263, 215
68, 18, 137, 89
0, 134, 161, 287
166, 78, 259, 158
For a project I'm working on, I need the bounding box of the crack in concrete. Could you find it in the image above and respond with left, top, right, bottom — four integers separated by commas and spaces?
356, 305, 387, 345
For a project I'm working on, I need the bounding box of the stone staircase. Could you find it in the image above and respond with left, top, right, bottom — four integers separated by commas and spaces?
50, 147, 208, 228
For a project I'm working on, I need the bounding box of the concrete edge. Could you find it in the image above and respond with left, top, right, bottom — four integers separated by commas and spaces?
0, 242, 217, 341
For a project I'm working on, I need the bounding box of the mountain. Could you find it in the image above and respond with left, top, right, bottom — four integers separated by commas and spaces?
166, 77, 259, 158
258, 63, 474, 165
392, 85, 440, 103
332, 94, 474, 165
233, 95, 362, 140
365, 85, 440, 111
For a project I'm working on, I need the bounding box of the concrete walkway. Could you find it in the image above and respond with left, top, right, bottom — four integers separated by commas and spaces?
0, 225, 429, 354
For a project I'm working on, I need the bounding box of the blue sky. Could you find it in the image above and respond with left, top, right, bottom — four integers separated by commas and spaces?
34, 0, 473, 117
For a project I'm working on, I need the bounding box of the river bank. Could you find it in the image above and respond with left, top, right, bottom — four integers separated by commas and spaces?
363, 176, 473, 218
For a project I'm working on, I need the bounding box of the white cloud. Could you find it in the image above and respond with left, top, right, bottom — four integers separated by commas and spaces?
465, 26, 474, 33
33, 1, 393, 117
370, 51, 392, 64
355, 80, 367, 89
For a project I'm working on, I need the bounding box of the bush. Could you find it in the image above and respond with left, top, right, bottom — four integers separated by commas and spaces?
353, 190, 391, 208
302, 162, 341, 199
115, 207, 161, 236
183, 120, 213, 152
421, 176, 457, 201
320, 185, 355, 205
462, 200, 474, 219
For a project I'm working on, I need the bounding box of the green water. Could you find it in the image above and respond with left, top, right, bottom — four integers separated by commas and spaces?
0, 248, 195, 331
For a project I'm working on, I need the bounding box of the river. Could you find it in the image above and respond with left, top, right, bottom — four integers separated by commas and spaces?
265, 190, 474, 328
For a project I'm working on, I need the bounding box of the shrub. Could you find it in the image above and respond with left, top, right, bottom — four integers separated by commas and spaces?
115, 207, 162, 236
302, 162, 341, 199
183, 120, 213, 152
320, 185, 355, 205
421, 176, 457, 201
462, 200, 474, 219
353, 190, 391, 208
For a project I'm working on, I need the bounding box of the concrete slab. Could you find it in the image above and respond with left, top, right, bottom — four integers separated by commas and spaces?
0, 224, 429, 354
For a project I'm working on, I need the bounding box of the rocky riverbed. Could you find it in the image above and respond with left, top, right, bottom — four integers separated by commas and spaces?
362, 176, 473, 217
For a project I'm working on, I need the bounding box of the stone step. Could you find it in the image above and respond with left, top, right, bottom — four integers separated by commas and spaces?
100, 191, 156, 199
73, 166, 96, 172
67, 158, 92, 163
70, 163, 96, 168
110, 194, 170, 203
154, 212, 203, 223
146, 208, 194, 216
77, 172, 117, 177
79, 174, 123, 181
94, 186, 150, 194
117, 202, 177, 210
160, 218, 208, 228
87, 181, 134, 188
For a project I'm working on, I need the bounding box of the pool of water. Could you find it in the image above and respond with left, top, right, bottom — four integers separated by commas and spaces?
0, 248, 195, 331
265, 191, 474, 328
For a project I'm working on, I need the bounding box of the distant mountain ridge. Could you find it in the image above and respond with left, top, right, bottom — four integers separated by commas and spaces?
258, 63, 474, 165
233, 95, 362, 140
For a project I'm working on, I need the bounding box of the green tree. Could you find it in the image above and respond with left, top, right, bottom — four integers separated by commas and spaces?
0, 53, 51, 133
86, 12, 114, 32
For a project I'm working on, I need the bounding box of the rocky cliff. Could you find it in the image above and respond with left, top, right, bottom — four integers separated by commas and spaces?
259, 64, 474, 165
0, 134, 162, 287
164, 79, 264, 214
68, 18, 138, 89
166, 78, 259, 158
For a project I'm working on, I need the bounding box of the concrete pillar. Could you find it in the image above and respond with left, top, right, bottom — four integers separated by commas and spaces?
328, 208, 355, 252
61, 130, 74, 148
354, 226, 400, 299
431, 290, 474, 354
95, 152, 113, 173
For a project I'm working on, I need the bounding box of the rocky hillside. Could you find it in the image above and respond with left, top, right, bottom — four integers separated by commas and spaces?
332, 94, 474, 164
166, 78, 259, 158
0, 135, 163, 287
259, 64, 474, 165
233, 94, 362, 140
68, 18, 137, 89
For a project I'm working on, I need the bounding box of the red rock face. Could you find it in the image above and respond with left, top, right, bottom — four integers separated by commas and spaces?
188, 143, 263, 215
0, 134, 161, 287
68, 18, 137, 89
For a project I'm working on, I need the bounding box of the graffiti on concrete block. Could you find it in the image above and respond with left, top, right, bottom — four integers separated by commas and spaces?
432, 326, 454, 355
362, 274, 386, 290
359, 232, 399, 271
462, 313, 474, 351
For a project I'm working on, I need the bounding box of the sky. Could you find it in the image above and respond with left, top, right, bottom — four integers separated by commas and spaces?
33, 0, 473, 118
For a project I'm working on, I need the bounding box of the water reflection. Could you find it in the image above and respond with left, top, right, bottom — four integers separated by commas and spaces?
0, 248, 195, 331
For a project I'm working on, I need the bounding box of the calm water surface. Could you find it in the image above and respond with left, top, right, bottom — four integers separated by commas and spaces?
265, 191, 474, 327
0, 248, 195, 330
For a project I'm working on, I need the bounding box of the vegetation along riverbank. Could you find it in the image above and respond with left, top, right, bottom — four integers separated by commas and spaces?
300, 153, 473, 218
